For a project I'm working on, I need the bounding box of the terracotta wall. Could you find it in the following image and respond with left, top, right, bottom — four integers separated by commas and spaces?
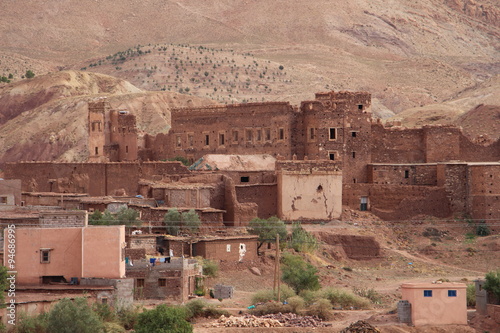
194, 238, 258, 262
235, 184, 277, 219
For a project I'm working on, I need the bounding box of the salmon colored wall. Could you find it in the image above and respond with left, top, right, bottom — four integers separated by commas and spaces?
5, 226, 125, 285
401, 283, 467, 326
83, 226, 125, 279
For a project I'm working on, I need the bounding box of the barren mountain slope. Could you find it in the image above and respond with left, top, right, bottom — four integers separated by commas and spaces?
1, 0, 498, 114
0, 70, 216, 163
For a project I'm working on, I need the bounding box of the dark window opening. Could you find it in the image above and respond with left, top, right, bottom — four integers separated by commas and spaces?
205, 134, 209, 146
424, 290, 432, 297
41, 250, 51, 263
233, 131, 239, 142
329, 128, 336, 140
256, 129, 262, 141
329, 153, 335, 160
0, 197, 7, 204
265, 128, 271, 141
448, 290, 457, 297
310, 128, 315, 140
246, 130, 253, 142
360, 196, 368, 211
240, 176, 250, 183
279, 128, 284, 140
158, 278, 167, 287
352, 152, 356, 158
42, 276, 66, 284
136, 278, 145, 288
219, 133, 225, 146
353, 178, 357, 184
404, 170, 409, 178
351, 131, 357, 137
95, 147, 99, 155
101, 297, 108, 304
358, 104, 363, 110
126, 146, 129, 153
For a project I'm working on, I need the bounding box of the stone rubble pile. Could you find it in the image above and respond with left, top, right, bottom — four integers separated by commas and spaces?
339, 320, 381, 333
208, 313, 332, 328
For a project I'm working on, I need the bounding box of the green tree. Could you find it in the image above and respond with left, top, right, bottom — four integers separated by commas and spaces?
47, 298, 104, 333
484, 269, 500, 304
248, 216, 287, 251
281, 253, 320, 294
89, 210, 104, 225
115, 207, 141, 227
135, 305, 192, 333
164, 208, 181, 235
163, 209, 201, 235
89, 209, 115, 225
289, 222, 318, 253
25, 70, 35, 79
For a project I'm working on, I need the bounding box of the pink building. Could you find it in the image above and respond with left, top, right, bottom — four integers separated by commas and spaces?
6, 226, 126, 285
401, 282, 467, 326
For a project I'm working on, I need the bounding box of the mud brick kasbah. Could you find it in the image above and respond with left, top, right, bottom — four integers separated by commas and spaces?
4, 91, 500, 223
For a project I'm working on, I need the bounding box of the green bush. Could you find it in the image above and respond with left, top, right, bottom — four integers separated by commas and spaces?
184, 300, 206, 319
281, 254, 320, 294
103, 322, 125, 333
476, 223, 491, 237
319, 287, 371, 309
47, 298, 104, 333
251, 285, 296, 304
92, 303, 117, 323
306, 298, 332, 320
352, 287, 382, 304
249, 302, 293, 316
287, 296, 306, 313
466, 284, 476, 307
202, 259, 219, 278
13, 312, 49, 333
289, 222, 318, 253
135, 305, 192, 333
484, 269, 500, 303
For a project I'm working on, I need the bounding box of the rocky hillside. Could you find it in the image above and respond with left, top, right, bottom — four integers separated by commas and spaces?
0, 70, 216, 163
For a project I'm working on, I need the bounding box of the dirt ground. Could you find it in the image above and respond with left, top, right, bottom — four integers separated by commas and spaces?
189, 208, 499, 332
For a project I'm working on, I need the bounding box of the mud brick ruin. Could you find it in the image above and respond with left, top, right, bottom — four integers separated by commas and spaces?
3, 91, 500, 224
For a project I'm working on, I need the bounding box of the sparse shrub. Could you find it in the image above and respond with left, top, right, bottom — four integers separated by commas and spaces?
466, 284, 476, 307
319, 287, 371, 309
287, 296, 306, 313
184, 300, 206, 319
352, 287, 382, 304
281, 254, 320, 294
251, 285, 296, 304
249, 302, 293, 316
115, 208, 141, 227
201, 259, 219, 278
306, 298, 332, 320
25, 70, 35, 78
476, 222, 491, 237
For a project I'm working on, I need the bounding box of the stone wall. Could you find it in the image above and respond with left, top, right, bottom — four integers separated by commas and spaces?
193, 237, 258, 262
39, 210, 88, 228
368, 164, 437, 186
235, 184, 277, 219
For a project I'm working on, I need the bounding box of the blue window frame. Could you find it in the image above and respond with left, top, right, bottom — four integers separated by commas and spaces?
424, 290, 432, 297
448, 290, 457, 297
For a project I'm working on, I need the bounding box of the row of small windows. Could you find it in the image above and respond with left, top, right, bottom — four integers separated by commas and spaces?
176, 127, 285, 149
423, 290, 457, 297
308, 128, 358, 141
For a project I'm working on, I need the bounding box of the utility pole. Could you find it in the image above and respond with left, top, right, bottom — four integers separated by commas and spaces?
274, 233, 281, 302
